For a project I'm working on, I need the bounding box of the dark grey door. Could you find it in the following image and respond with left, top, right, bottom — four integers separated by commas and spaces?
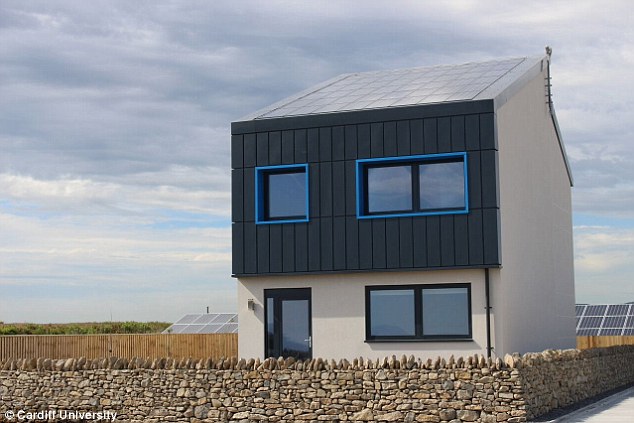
265, 288, 312, 359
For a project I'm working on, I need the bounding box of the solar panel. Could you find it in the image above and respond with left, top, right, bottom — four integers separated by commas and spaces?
238, 57, 543, 121
585, 305, 607, 316
163, 313, 238, 334
576, 303, 634, 337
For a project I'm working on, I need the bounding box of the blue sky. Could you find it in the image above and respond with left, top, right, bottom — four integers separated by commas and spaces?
1, 1, 633, 322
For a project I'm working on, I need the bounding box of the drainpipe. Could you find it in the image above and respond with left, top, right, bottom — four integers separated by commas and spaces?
485, 268, 493, 358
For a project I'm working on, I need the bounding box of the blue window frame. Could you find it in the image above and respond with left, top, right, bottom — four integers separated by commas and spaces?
356, 152, 468, 219
255, 164, 309, 224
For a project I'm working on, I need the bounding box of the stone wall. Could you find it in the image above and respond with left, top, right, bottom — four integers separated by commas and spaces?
1, 346, 633, 423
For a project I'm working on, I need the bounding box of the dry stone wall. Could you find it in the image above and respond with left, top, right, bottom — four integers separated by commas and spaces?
1, 346, 633, 423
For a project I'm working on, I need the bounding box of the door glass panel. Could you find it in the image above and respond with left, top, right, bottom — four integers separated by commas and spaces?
265, 297, 275, 358
281, 299, 310, 357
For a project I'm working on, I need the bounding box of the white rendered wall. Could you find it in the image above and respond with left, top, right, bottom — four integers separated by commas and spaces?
238, 269, 488, 360
493, 66, 576, 355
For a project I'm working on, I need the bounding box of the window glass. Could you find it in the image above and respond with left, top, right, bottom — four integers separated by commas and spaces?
266, 170, 306, 219
266, 297, 275, 358
367, 166, 412, 213
369, 289, 415, 336
419, 161, 464, 210
421, 287, 469, 336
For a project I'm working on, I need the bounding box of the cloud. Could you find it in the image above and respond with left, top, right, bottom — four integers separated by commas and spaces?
1, 0, 633, 321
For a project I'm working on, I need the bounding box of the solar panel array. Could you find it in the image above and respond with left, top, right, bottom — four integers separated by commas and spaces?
252, 57, 530, 119
576, 304, 634, 336
163, 313, 238, 334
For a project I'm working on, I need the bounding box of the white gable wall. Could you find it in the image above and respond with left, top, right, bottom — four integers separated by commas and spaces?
493, 66, 576, 355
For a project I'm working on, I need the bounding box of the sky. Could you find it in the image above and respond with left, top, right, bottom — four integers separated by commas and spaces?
1, 1, 633, 323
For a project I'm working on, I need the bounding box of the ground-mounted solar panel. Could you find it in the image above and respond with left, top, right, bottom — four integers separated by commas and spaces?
578, 316, 602, 329
624, 328, 634, 335
602, 316, 626, 328
575, 305, 586, 317
607, 304, 630, 315
584, 305, 607, 316
577, 328, 600, 336
163, 313, 238, 334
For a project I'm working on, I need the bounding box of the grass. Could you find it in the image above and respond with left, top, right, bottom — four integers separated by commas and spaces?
0, 321, 171, 335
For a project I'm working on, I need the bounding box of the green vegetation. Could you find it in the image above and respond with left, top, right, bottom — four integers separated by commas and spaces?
0, 321, 171, 335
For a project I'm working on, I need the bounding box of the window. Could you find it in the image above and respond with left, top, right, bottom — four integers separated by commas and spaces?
357, 153, 468, 219
255, 164, 309, 224
365, 284, 471, 341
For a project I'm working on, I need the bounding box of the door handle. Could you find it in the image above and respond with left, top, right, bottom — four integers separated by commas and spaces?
304, 336, 312, 348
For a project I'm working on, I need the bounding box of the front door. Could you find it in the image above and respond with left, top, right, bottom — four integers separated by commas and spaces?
264, 288, 312, 359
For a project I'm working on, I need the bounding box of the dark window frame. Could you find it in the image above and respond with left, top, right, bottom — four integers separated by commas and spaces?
255, 163, 309, 224
356, 152, 468, 219
365, 283, 472, 342
264, 288, 312, 359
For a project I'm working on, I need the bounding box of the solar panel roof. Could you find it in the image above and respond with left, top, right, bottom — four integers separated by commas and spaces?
163, 313, 238, 334
575, 303, 634, 336
239, 56, 545, 121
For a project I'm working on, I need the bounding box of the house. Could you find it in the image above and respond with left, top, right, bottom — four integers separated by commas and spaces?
231, 52, 576, 360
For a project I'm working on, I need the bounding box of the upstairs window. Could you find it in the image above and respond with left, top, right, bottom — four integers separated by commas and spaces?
256, 164, 309, 224
357, 152, 468, 219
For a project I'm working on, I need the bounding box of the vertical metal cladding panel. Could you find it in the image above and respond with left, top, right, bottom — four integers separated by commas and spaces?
319, 127, 332, 161
333, 216, 346, 270
269, 131, 282, 165
345, 216, 359, 270
308, 220, 321, 271
332, 126, 345, 161
383, 121, 397, 156
243, 133, 257, 167
320, 162, 333, 217
269, 225, 283, 273
397, 120, 411, 156
358, 219, 373, 269
345, 160, 357, 216
468, 152, 483, 209
309, 163, 320, 218
479, 113, 497, 150
344, 125, 357, 160
370, 122, 384, 158
483, 208, 500, 265
232, 223, 244, 275
437, 117, 451, 153
451, 116, 466, 151
281, 130, 294, 164
454, 215, 470, 266
426, 216, 441, 267
332, 162, 346, 216
372, 219, 387, 269
244, 224, 257, 274
423, 118, 438, 154
413, 219, 428, 267
295, 224, 309, 272
243, 167, 255, 222
256, 132, 268, 166
282, 225, 295, 272
410, 119, 424, 154
257, 226, 270, 273
468, 209, 484, 265
481, 150, 499, 208
398, 218, 414, 268
231, 134, 243, 169
231, 169, 243, 222
440, 215, 455, 267
465, 114, 480, 151
385, 219, 400, 268
294, 129, 307, 163
308, 128, 319, 162
320, 217, 334, 271
357, 124, 371, 159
